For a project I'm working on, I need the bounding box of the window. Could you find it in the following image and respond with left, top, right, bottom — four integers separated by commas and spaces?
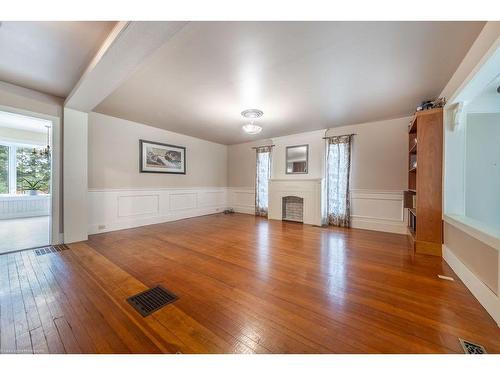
255, 146, 272, 216
0, 145, 8, 194
326, 135, 353, 227
0, 143, 50, 195
16, 147, 50, 193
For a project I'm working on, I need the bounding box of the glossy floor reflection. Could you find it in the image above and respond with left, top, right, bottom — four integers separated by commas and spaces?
1, 213, 499, 353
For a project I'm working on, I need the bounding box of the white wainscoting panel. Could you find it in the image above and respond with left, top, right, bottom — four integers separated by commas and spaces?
227, 187, 255, 214
88, 187, 406, 236
350, 190, 406, 234
118, 194, 159, 217
88, 187, 228, 234
169, 192, 197, 211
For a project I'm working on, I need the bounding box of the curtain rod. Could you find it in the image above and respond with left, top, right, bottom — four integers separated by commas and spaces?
322, 133, 357, 139
251, 145, 275, 149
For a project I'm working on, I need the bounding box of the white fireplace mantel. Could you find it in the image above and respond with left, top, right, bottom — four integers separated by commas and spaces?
268, 178, 325, 226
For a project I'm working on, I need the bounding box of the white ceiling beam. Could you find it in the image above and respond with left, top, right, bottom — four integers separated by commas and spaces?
64, 21, 188, 112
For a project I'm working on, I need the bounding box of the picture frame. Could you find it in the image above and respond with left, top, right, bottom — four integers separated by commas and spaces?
139, 139, 186, 174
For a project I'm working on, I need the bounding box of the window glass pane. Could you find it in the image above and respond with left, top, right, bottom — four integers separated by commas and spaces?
16, 147, 50, 194
0, 145, 8, 194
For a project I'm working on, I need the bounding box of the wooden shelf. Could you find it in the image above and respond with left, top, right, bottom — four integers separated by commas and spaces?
409, 143, 417, 154
408, 227, 416, 240
408, 116, 417, 134
406, 107, 443, 256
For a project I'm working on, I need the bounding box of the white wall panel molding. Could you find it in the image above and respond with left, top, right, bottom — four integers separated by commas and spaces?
350, 189, 406, 234
88, 187, 227, 234
88, 187, 405, 235
227, 187, 255, 215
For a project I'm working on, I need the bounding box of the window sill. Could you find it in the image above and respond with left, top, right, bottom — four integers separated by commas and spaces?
0, 194, 50, 199
444, 214, 500, 252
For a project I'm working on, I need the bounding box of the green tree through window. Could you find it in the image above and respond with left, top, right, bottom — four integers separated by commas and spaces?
16, 147, 50, 193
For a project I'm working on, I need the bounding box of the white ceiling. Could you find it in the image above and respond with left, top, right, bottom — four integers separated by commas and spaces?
0, 110, 51, 133
94, 21, 485, 145
0, 21, 115, 97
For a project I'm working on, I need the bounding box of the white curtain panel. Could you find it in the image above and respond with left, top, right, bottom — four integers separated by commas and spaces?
255, 146, 272, 216
327, 135, 353, 227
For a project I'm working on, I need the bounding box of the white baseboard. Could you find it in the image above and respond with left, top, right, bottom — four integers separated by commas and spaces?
232, 205, 255, 215
88, 206, 223, 234
443, 245, 500, 326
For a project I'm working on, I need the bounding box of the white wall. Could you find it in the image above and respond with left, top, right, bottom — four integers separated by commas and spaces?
0, 81, 63, 118
88, 112, 227, 189
271, 130, 326, 180
441, 22, 500, 325
227, 116, 410, 233
87, 112, 229, 234
0, 127, 46, 145
63, 108, 88, 243
465, 113, 500, 228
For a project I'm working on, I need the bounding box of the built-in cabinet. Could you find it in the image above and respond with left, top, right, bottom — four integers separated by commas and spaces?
405, 108, 443, 256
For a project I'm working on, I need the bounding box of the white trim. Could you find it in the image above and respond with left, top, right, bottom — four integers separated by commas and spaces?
89, 186, 227, 193
350, 216, 407, 235
443, 246, 500, 326
227, 187, 255, 215
349, 190, 405, 234
0, 105, 61, 246
8, 145, 16, 194
88, 187, 407, 234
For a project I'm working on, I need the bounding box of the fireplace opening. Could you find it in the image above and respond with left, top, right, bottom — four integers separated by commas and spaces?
282, 196, 304, 223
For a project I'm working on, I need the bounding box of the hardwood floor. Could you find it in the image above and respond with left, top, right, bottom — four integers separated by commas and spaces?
1, 213, 499, 353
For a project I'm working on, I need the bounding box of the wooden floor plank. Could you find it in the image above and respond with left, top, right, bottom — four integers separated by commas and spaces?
8, 253, 33, 354
0, 254, 16, 353
1, 213, 499, 353
19, 251, 66, 353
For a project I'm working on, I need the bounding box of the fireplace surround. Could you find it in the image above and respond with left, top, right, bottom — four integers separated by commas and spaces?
268, 178, 325, 226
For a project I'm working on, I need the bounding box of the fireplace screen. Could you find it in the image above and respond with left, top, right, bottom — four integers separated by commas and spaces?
282, 196, 304, 222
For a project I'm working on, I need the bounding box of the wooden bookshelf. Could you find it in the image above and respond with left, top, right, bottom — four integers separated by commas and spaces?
404, 108, 443, 256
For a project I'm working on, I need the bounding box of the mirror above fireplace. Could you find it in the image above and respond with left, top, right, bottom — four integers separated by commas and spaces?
286, 145, 308, 174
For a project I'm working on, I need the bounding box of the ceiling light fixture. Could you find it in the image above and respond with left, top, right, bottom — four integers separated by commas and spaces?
32, 124, 51, 158
241, 109, 263, 135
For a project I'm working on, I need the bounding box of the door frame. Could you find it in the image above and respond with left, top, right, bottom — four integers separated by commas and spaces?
0, 104, 62, 246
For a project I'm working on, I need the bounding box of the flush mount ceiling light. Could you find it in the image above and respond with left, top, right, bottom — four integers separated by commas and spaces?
241, 109, 263, 135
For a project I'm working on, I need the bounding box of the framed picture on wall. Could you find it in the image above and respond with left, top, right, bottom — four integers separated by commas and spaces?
139, 140, 186, 174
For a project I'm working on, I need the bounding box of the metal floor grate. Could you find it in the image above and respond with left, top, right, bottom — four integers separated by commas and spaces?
459, 338, 487, 354
34, 244, 69, 256
126, 285, 178, 317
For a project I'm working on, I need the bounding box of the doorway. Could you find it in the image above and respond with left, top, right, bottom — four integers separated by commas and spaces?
0, 110, 54, 253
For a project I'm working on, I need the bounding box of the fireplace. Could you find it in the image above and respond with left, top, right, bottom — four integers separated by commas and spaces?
268, 178, 324, 226
282, 196, 304, 222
